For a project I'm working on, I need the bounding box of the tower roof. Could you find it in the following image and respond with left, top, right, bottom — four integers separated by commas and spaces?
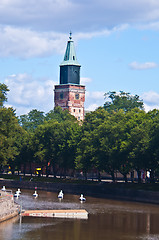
60, 32, 81, 67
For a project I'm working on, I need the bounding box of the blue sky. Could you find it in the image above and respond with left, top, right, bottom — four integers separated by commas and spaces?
1, 0, 159, 116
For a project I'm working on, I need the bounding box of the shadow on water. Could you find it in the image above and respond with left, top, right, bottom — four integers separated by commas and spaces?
1, 188, 159, 240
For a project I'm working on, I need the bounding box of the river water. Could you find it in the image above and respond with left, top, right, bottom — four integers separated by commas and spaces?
0, 189, 159, 240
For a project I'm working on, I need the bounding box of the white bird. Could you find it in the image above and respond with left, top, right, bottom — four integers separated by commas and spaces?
79, 194, 86, 201
58, 190, 64, 199
33, 190, 38, 198
14, 191, 20, 198
17, 188, 21, 194
1, 186, 6, 191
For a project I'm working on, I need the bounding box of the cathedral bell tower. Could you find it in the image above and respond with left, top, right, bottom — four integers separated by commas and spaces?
54, 33, 85, 121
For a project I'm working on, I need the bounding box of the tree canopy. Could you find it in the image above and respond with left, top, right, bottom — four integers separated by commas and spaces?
103, 91, 144, 112
1, 87, 159, 184
0, 83, 9, 107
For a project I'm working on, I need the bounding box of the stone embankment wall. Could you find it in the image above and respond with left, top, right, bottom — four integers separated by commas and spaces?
0, 180, 159, 205
0, 190, 20, 223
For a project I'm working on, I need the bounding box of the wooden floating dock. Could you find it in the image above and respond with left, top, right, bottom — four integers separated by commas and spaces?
21, 209, 88, 219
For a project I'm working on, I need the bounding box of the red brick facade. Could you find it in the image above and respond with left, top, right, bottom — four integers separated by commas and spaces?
54, 84, 85, 121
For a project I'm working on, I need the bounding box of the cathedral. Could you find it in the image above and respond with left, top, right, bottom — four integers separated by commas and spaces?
54, 33, 85, 121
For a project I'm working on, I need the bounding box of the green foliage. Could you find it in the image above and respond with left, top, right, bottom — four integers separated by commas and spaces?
104, 91, 144, 112
33, 118, 80, 177
2, 86, 159, 184
0, 83, 9, 107
76, 107, 151, 182
0, 107, 26, 170
19, 109, 45, 132
45, 106, 76, 122
19, 107, 76, 132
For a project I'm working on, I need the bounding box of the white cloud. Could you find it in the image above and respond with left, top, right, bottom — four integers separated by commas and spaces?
81, 77, 92, 85
86, 91, 105, 100
137, 21, 159, 30
91, 91, 105, 100
144, 103, 159, 112
0, 24, 130, 58
0, 0, 75, 31
0, 26, 68, 58
141, 91, 159, 112
4, 73, 57, 115
87, 103, 99, 111
85, 91, 105, 111
129, 61, 158, 70
142, 91, 159, 105
4, 74, 105, 115
1, 0, 159, 33
75, 24, 129, 40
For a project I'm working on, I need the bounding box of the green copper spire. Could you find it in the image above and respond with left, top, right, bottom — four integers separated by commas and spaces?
60, 32, 81, 66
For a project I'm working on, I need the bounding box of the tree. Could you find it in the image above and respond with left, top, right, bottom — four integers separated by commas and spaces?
80, 107, 149, 183
0, 83, 9, 107
33, 118, 79, 178
127, 114, 150, 183
19, 109, 45, 132
97, 110, 129, 182
0, 107, 25, 171
15, 131, 34, 175
76, 108, 110, 181
104, 91, 144, 112
75, 131, 95, 180
59, 120, 80, 177
146, 110, 159, 182
45, 106, 76, 122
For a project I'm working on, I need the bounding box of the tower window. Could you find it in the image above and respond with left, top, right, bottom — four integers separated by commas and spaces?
73, 56, 75, 60
74, 109, 76, 112
75, 93, 79, 99
79, 109, 81, 113
60, 93, 64, 99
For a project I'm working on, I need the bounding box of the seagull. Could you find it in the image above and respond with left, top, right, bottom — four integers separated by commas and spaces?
33, 190, 38, 198
1, 186, 6, 191
14, 191, 20, 198
79, 194, 86, 201
58, 190, 64, 199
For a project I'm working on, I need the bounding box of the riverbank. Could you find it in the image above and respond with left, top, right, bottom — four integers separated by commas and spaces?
0, 190, 20, 223
1, 179, 159, 205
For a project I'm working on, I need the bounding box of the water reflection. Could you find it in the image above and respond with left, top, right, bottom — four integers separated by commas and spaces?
0, 216, 19, 240
0, 189, 159, 240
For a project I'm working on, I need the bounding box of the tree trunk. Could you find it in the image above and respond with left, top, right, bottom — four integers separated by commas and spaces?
53, 166, 57, 178
84, 171, 87, 180
98, 171, 101, 182
150, 169, 155, 183
111, 171, 115, 183
137, 170, 141, 183
123, 173, 127, 183
130, 171, 134, 183
63, 168, 66, 179
23, 163, 26, 176
29, 162, 32, 176
46, 165, 49, 178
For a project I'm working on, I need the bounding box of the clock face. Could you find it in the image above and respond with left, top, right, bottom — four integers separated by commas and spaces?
75, 93, 79, 100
